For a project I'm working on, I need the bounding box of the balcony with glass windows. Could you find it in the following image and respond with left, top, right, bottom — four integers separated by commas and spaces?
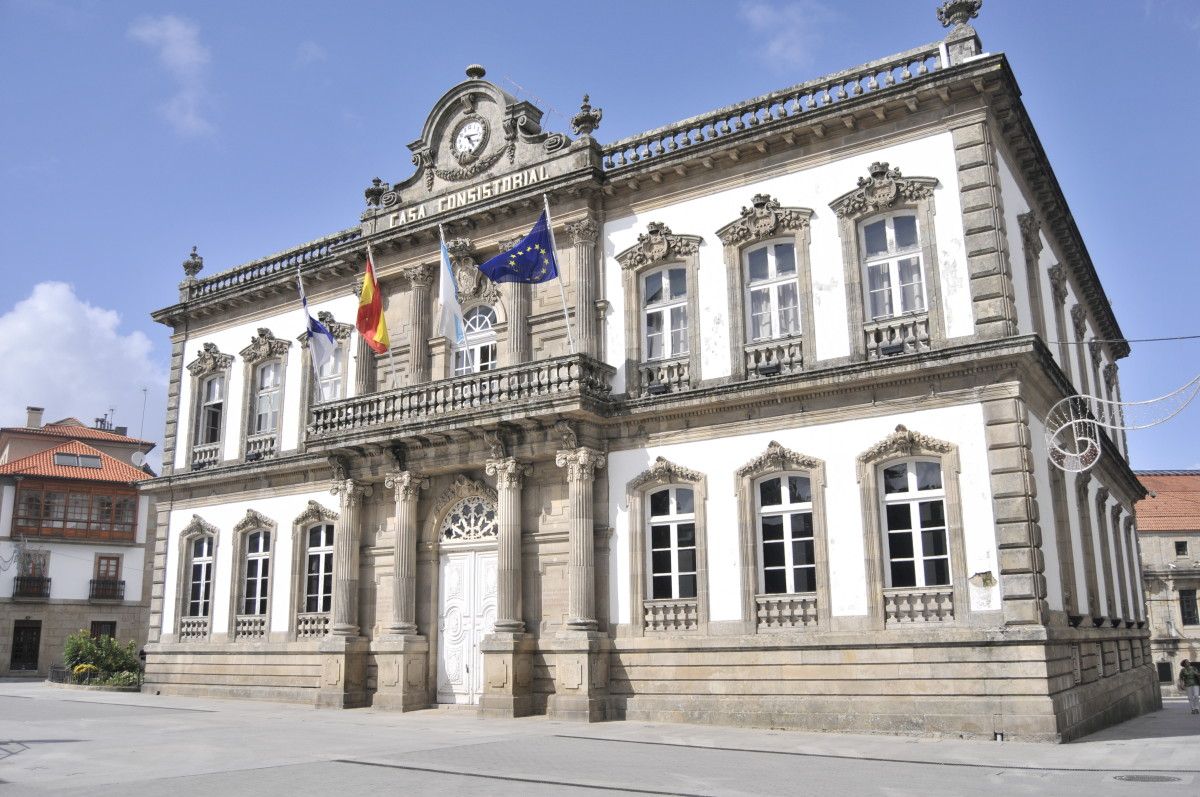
13, 576, 50, 600
13, 487, 138, 543
307, 353, 615, 444
89, 579, 125, 602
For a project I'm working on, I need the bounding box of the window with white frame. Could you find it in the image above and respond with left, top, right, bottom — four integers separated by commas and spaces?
452, 306, 498, 376
314, 343, 344, 402
647, 486, 697, 600
196, 375, 224, 444
304, 524, 334, 613
880, 459, 949, 588
756, 474, 815, 594
253, 361, 282, 433
642, 266, 688, 361
745, 241, 800, 342
861, 213, 926, 320
187, 535, 215, 617
242, 530, 270, 616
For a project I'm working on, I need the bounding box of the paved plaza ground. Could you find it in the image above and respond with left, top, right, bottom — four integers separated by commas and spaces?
1, 681, 1197, 796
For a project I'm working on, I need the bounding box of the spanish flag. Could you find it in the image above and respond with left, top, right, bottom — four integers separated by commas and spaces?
356, 251, 389, 354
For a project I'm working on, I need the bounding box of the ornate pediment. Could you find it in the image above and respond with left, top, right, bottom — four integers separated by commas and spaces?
297, 312, 353, 347
181, 514, 218, 539
627, 456, 703, 490
240, 328, 291, 366
829, 162, 938, 219
294, 500, 339, 526
716, 195, 812, 246
736, 441, 822, 478
187, 343, 234, 378
434, 474, 498, 512
232, 508, 276, 535
616, 222, 703, 272
858, 425, 953, 465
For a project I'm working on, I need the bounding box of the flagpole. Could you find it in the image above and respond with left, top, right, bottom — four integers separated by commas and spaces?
543, 193, 577, 355
367, 243, 399, 387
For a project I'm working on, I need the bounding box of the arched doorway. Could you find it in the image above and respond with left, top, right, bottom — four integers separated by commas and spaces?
436, 494, 498, 705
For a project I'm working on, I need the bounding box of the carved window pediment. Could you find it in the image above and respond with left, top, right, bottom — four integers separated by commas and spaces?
616, 222, 702, 272
736, 441, 822, 479
716, 195, 812, 247
830, 162, 938, 220
293, 500, 338, 526
297, 313, 353, 347
240, 328, 292, 365
857, 425, 954, 471
182, 514, 218, 539
233, 508, 276, 535
187, 343, 234, 378
434, 474, 499, 511
628, 456, 704, 490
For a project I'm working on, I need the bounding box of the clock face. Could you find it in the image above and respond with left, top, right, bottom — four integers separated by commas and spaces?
454, 120, 485, 156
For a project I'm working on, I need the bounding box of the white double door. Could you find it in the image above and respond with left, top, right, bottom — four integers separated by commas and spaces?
436, 548, 497, 704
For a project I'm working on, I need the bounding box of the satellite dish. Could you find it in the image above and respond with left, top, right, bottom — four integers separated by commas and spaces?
131, 452, 146, 467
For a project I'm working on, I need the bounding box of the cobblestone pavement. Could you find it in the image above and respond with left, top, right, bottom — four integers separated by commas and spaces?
1, 682, 1197, 796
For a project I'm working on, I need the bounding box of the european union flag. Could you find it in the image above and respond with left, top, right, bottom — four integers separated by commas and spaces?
477, 211, 559, 284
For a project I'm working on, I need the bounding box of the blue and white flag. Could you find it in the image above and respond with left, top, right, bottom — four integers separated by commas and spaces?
297, 272, 336, 380
437, 236, 466, 344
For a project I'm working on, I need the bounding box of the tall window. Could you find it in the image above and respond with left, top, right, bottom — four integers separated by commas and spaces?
96, 555, 120, 581
187, 535, 214, 617
756, 474, 815, 594
880, 459, 948, 588
861, 213, 925, 320
647, 486, 696, 600
1181, 589, 1199, 626
196, 375, 224, 444
453, 307, 498, 376
314, 343, 344, 402
253, 361, 282, 433
305, 524, 334, 613
643, 267, 688, 360
745, 242, 800, 341
242, 531, 271, 616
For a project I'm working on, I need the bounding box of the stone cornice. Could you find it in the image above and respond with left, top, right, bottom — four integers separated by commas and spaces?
715, 194, 812, 247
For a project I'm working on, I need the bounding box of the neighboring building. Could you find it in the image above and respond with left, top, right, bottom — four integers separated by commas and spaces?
0, 407, 156, 676
1137, 470, 1200, 694
142, 2, 1157, 741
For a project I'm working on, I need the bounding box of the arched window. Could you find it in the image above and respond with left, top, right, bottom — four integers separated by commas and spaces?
196, 375, 224, 445
453, 306, 498, 376
647, 485, 697, 600
304, 524, 334, 613
242, 530, 271, 615
744, 241, 800, 342
861, 212, 925, 320
253, 361, 282, 433
187, 534, 214, 617
642, 267, 688, 361
755, 473, 815, 594
879, 459, 948, 588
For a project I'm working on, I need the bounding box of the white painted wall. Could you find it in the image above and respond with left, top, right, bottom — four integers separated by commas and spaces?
174, 293, 362, 471
161, 489, 338, 635
602, 132, 973, 394
0, 484, 14, 538
606, 402, 999, 625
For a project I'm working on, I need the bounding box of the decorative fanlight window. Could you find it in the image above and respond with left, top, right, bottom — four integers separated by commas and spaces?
441, 497, 498, 542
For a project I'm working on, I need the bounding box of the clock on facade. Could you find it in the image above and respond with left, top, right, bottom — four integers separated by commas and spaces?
452, 118, 487, 162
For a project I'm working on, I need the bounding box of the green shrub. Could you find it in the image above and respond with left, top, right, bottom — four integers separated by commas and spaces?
102, 671, 141, 687
62, 630, 140, 677
72, 663, 100, 682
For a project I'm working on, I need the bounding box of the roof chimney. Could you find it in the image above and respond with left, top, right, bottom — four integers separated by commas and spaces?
26, 406, 43, 429
115, 426, 128, 437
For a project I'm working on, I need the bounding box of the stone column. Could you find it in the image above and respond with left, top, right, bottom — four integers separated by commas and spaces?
498, 234, 532, 366
330, 477, 368, 637
565, 218, 599, 357
406, 264, 435, 384
555, 447, 605, 630
485, 457, 529, 632
385, 470, 428, 634
353, 334, 376, 395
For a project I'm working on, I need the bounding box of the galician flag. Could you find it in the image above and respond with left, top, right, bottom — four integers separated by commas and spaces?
297, 271, 336, 380
356, 250, 390, 354
437, 237, 465, 344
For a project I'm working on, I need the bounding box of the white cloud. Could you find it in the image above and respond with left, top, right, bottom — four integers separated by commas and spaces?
0, 283, 167, 469
128, 15, 213, 136
738, 1, 836, 72
295, 40, 327, 66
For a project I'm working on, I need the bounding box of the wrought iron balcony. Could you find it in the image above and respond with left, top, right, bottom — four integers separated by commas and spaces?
307, 353, 615, 442
89, 579, 125, 601
13, 576, 50, 599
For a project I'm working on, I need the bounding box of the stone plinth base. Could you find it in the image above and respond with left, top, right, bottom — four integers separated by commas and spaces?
547, 631, 609, 722
371, 634, 429, 711
315, 635, 368, 709
478, 631, 534, 718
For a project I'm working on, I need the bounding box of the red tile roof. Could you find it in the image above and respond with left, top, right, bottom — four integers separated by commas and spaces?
1136, 471, 1200, 532
0, 420, 156, 449
0, 440, 150, 484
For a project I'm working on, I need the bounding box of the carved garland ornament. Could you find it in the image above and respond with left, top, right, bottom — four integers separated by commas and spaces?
293, 500, 339, 526
716, 194, 812, 247
829, 162, 938, 220
858, 425, 954, 464
627, 456, 703, 490
232, 508, 276, 535
187, 343, 234, 378
736, 440, 821, 478
434, 475, 499, 513
181, 514, 218, 538
240, 328, 292, 366
616, 222, 703, 272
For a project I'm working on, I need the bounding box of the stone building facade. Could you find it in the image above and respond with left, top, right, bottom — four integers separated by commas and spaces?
142, 3, 1158, 741
1137, 471, 1200, 694
0, 409, 156, 676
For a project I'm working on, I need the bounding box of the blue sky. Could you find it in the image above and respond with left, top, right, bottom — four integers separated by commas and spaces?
1, 0, 1198, 470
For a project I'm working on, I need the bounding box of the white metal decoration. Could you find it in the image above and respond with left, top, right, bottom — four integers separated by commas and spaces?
1046, 373, 1200, 472
440, 497, 499, 542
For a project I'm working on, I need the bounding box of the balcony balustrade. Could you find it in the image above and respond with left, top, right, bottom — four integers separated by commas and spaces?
864, 314, 931, 360
744, 337, 803, 379
643, 598, 699, 632
89, 579, 125, 601
637, 357, 690, 397
244, 432, 277, 462
13, 576, 50, 599
883, 586, 954, 624
755, 593, 818, 629
295, 613, 329, 639
235, 615, 268, 640
191, 442, 220, 469
178, 617, 209, 641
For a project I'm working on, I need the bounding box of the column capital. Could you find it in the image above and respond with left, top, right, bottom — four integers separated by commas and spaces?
385, 470, 429, 502
565, 218, 599, 246
405, 263, 435, 287
331, 478, 372, 507
486, 457, 531, 490
556, 447, 606, 482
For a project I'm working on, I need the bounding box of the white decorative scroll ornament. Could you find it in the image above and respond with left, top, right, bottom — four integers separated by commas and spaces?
1046, 373, 1200, 472
440, 496, 499, 542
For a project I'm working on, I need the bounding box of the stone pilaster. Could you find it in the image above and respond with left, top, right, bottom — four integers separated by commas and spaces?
353, 333, 376, 395
329, 477, 369, 637
555, 447, 605, 630
160, 337, 186, 476
565, 217, 600, 357
485, 456, 529, 631
385, 470, 428, 634
407, 264, 434, 383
